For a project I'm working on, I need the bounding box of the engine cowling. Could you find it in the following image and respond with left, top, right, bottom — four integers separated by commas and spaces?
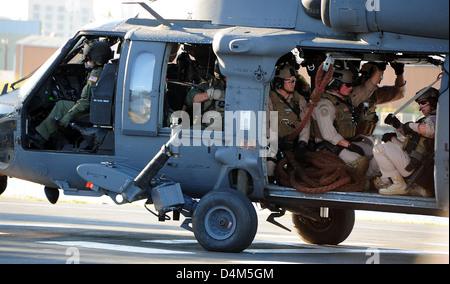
320, 0, 449, 40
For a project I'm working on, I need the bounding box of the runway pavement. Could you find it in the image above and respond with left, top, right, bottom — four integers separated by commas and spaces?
0, 178, 448, 265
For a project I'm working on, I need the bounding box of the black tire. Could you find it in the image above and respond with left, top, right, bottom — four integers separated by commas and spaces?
292, 208, 355, 245
44, 187, 60, 204
192, 189, 258, 253
0, 175, 7, 196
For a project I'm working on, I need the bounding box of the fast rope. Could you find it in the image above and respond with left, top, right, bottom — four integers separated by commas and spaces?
274, 63, 364, 194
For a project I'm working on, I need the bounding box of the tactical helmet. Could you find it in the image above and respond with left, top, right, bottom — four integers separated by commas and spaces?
327, 69, 353, 90
332, 69, 353, 84
275, 64, 297, 79
273, 64, 297, 90
82, 41, 113, 65
415, 87, 439, 108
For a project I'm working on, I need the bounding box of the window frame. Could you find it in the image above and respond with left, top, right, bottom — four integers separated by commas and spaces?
121, 40, 166, 136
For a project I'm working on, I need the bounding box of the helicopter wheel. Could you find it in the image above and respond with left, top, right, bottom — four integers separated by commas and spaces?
0, 175, 7, 196
192, 189, 258, 253
292, 208, 355, 245
44, 186, 60, 204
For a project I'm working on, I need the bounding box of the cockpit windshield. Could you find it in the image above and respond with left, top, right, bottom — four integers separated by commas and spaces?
18, 45, 67, 104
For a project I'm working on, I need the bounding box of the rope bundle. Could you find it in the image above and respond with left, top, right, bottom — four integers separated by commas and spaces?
275, 150, 364, 194
274, 63, 364, 194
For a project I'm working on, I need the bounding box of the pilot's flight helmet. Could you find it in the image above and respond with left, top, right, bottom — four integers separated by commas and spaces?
82, 41, 113, 66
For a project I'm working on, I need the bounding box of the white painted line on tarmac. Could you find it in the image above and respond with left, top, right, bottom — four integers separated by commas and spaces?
37, 241, 195, 255
0, 222, 74, 229
142, 239, 198, 245
245, 247, 448, 255
141, 239, 302, 247
142, 239, 448, 256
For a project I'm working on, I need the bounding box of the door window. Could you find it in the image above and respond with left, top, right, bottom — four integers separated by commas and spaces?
128, 53, 155, 124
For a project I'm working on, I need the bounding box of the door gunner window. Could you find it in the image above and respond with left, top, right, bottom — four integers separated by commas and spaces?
128, 53, 155, 124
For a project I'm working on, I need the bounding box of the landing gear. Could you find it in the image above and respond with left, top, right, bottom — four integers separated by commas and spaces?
44, 186, 60, 204
192, 189, 258, 253
292, 208, 355, 245
0, 175, 7, 195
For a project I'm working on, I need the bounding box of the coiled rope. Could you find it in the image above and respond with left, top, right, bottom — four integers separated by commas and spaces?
274, 63, 364, 193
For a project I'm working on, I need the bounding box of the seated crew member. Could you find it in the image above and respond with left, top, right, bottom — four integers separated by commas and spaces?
311, 68, 377, 178
372, 87, 438, 196
185, 61, 226, 130
28, 41, 113, 148
267, 64, 310, 181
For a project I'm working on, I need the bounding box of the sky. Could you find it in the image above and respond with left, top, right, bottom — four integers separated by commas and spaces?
0, 0, 29, 20
0, 0, 140, 22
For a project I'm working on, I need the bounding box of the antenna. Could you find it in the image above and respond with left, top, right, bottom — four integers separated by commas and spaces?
123, 1, 172, 27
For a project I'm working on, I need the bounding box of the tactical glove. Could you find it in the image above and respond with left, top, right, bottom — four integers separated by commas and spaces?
381, 132, 397, 143
390, 62, 405, 75
206, 88, 225, 100
294, 140, 307, 162
384, 113, 402, 129
402, 122, 415, 135
375, 62, 387, 71
278, 135, 294, 152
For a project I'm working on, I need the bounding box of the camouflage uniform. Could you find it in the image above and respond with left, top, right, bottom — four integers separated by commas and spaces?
352, 78, 406, 136
268, 90, 309, 142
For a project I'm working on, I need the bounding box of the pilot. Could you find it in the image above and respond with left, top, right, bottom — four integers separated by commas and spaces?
373, 87, 438, 197
310, 69, 378, 180
352, 62, 406, 137
267, 64, 310, 181
185, 61, 226, 130
28, 41, 113, 148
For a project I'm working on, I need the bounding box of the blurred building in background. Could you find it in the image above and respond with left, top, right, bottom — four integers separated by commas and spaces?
28, 0, 94, 38
15, 35, 67, 80
0, 19, 40, 71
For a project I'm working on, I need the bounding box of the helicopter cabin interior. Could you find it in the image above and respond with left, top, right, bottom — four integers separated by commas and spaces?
22, 35, 220, 154
19, 32, 446, 207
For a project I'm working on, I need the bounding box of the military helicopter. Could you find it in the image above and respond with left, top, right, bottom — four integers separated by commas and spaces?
0, 0, 448, 253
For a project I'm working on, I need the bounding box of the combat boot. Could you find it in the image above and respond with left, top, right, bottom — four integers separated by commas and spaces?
408, 184, 433, 197
373, 176, 392, 191
379, 175, 408, 195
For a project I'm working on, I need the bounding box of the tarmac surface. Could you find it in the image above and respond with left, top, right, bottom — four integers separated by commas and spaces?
0, 178, 448, 265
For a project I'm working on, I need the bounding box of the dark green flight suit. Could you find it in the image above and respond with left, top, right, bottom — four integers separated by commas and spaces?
185, 78, 226, 129
36, 66, 103, 140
